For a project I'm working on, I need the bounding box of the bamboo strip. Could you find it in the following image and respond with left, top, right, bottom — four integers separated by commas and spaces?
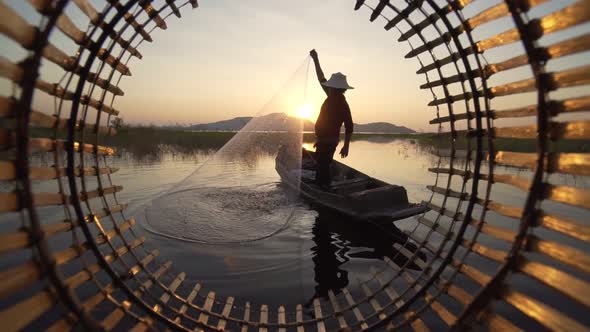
197, 291, 216, 326
0, 289, 54, 331
503, 289, 590, 332
545, 183, 590, 210
360, 283, 387, 320
538, 212, 590, 242
528, 235, 590, 274
463, 239, 506, 263
342, 288, 368, 330
398, 0, 473, 41
0, 2, 36, 48
0, 261, 40, 299
126, 249, 160, 279
278, 305, 286, 332
28, 138, 116, 155
140, 271, 184, 332
423, 201, 464, 220
370, 266, 402, 308
312, 298, 326, 332
101, 250, 161, 330
139, 1, 167, 30
175, 283, 201, 324
451, 259, 492, 286
328, 290, 347, 329
392, 244, 427, 270
487, 33, 590, 76
369, 0, 387, 22
0, 64, 120, 115
519, 258, 590, 308
405, 26, 464, 59
296, 304, 304, 332
486, 313, 523, 331
166, 0, 181, 18
216, 296, 233, 330
404, 311, 431, 332
426, 185, 467, 199
259, 304, 268, 332
240, 302, 250, 332
54, 236, 144, 287
28, 109, 117, 135
0, 192, 68, 212
0, 230, 28, 254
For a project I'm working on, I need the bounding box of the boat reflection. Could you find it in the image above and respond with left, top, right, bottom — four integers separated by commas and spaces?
307, 209, 426, 304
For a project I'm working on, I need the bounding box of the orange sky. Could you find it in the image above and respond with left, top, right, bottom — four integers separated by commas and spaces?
2, 0, 587, 132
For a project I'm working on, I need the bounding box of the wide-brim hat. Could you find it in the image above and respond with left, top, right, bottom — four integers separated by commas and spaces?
321, 72, 354, 90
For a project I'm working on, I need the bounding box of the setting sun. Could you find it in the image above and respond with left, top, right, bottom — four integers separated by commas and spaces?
295, 103, 315, 121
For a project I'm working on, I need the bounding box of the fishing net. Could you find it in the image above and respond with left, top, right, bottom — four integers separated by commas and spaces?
142, 58, 311, 243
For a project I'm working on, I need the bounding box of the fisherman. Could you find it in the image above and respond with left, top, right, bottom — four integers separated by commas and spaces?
309, 49, 354, 186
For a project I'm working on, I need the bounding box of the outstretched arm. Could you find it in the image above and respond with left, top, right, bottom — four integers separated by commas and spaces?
310, 49, 329, 95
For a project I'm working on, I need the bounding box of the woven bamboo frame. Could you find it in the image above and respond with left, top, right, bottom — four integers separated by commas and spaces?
1, 0, 589, 331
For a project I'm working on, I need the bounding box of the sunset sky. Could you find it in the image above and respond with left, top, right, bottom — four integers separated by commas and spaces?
2, 0, 586, 132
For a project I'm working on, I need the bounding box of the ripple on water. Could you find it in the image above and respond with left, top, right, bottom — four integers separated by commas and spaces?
143, 183, 299, 244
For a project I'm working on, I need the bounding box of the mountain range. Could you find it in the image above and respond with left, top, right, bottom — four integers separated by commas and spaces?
188, 113, 416, 134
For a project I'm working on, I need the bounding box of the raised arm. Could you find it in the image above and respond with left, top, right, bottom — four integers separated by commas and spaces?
310, 49, 329, 95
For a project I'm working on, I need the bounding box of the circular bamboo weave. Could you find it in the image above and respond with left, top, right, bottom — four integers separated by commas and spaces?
1, 0, 589, 331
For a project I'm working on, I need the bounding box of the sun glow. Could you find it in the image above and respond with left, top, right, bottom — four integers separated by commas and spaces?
295, 103, 314, 121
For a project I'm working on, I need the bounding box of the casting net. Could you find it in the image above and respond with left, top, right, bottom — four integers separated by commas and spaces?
143, 58, 311, 243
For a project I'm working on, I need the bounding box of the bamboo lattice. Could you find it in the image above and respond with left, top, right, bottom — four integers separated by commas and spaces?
1, 0, 589, 331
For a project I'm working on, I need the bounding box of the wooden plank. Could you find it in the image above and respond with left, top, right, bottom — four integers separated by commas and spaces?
504, 289, 590, 332
312, 298, 326, 332
342, 288, 368, 330
404, 311, 430, 332
216, 296, 234, 330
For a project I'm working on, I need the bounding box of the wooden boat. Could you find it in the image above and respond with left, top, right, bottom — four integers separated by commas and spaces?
275, 147, 429, 221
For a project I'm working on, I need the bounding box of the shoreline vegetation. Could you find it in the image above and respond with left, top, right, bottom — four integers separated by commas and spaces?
30, 126, 589, 154
104, 126, 589, 154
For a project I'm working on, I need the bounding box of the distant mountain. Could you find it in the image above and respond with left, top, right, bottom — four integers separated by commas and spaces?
188, 114, 415, 134
188, 116, 253, 131
351, 122, 415, 134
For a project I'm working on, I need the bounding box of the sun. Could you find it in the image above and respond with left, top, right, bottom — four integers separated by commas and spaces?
295, 103, 314, 121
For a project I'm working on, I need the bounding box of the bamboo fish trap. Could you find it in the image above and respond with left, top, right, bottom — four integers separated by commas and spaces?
1, 0, 589, 331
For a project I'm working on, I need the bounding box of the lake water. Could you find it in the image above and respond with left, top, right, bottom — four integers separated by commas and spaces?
119, 138, 440, 308
6, 136, 587, 328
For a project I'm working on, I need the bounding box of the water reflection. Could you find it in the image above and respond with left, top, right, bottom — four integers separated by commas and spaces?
307, 208, 426, 304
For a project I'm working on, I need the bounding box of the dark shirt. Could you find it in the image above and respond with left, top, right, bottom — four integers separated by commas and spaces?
315, 93, 353, 140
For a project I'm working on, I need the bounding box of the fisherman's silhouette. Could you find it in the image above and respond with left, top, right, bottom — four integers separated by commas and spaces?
304, 209, 427, 307
310, 49, 354, 186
